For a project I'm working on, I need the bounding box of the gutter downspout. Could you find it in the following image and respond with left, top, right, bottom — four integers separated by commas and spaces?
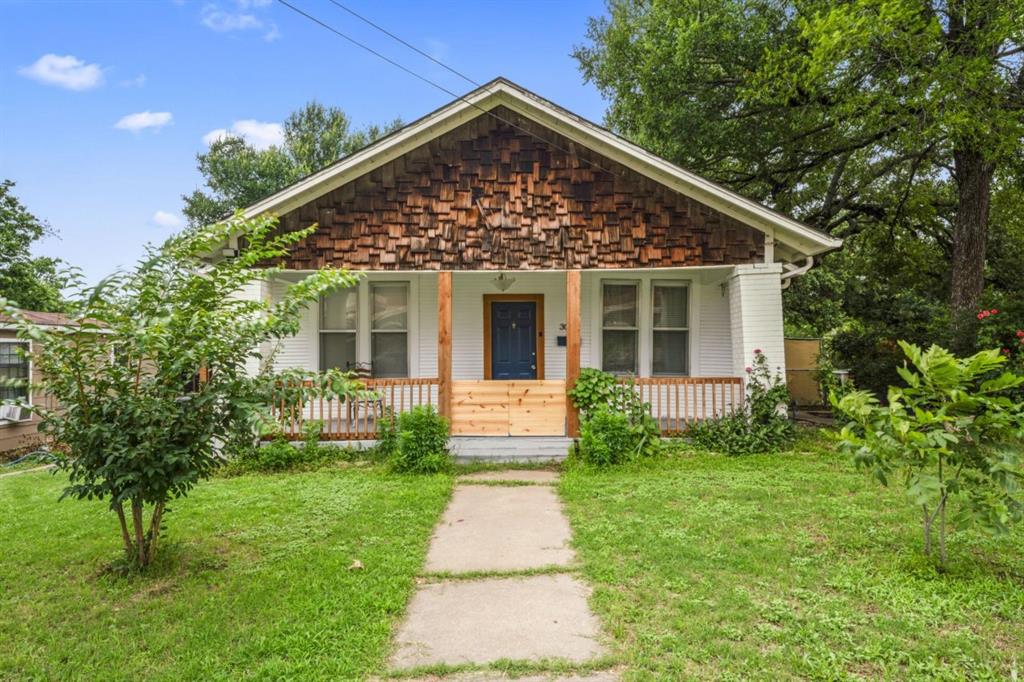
780, 256, 814, 290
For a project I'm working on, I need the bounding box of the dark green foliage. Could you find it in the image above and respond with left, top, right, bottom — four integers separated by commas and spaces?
570, 369, 661, 466
576, 0, 1024, 373
388, 405, 452, 474
0, 179, 64, 311
687, 350, 795, 455
0, 213, 357, 568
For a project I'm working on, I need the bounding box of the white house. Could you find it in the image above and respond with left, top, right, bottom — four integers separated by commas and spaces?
238, 78, 841, 452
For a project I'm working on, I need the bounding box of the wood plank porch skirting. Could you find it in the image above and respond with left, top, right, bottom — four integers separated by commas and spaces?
267, 375, 743, 440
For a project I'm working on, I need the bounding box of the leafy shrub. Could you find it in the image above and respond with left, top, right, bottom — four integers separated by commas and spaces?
687, 350, 795, 455
569, 369, 661, 466
835, 342, 1024, 563
389, 405, 451, 474
576, 407, 660, 466
221, 434, 363, 475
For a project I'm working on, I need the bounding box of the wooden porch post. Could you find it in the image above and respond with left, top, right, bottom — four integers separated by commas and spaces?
566, 270, 581, 437
438, 271, 453, 419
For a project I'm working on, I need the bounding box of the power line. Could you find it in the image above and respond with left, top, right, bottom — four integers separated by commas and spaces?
273, 0, 628, 181
324, 0, 481, 88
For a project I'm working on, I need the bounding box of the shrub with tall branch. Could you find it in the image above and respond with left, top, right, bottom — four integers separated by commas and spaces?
0, 213, 357, 568
835, 342, 1024, 564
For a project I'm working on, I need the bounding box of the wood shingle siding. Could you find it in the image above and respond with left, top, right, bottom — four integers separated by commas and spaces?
273, 108, 765, 271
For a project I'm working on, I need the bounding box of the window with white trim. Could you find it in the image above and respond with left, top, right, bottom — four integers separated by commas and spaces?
320, 287, 358, 371
601, 281, 639, 374
370, 282, 409, 378
0, 341, 29, 403
651, 281, 689, 375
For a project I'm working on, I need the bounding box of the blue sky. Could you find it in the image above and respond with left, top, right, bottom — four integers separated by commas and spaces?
2, 0, 607, 283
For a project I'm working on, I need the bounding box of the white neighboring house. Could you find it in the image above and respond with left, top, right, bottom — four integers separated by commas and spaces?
233, 78, 841, 449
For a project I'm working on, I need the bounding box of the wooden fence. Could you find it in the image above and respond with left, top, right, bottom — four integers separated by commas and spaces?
620, 376, 745, 436
269, 377, 440, 440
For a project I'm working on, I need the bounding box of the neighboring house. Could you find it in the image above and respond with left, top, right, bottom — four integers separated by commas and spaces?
236, 78, 841, 448
0, 310, 66, 454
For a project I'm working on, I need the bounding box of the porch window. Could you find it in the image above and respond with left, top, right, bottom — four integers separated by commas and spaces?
0, 341, 29, 403
651, 281, 689, 375
371, 282, 409, 378
320, 287, 358, 371
601, 281, 638, 374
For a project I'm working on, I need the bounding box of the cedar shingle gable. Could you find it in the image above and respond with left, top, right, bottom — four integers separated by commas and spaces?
275, 107, 764, 270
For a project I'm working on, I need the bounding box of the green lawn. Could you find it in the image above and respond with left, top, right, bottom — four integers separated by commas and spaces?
560, 432, 1024, 681
0, 466, 451, 680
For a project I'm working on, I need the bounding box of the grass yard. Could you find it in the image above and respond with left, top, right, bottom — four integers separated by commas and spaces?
560, 431, 1024, 681
0, 466, 451, 680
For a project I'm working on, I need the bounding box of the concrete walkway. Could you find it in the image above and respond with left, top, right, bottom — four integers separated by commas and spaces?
390, 469, 612, 678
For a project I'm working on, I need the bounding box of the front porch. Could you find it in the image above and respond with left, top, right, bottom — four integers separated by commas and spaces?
263, 265, 777, 440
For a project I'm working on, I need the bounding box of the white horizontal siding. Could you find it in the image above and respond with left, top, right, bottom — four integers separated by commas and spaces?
269, 278, 318, 372
698, 279, 733, 375
451, 272, 568, 380
417, 273, 438, 378
259, 267, 746, 381
728, 264, 786, 377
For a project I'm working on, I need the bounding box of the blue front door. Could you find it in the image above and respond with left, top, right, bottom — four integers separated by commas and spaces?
490, 301, 538, 379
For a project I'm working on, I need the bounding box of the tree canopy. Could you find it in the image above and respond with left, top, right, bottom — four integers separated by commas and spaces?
183, 101, 402, 228
0, 180, 65, 312
576, 0, 1024, 370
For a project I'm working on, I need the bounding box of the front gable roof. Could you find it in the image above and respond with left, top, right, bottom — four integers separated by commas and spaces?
244, 78, 841, 260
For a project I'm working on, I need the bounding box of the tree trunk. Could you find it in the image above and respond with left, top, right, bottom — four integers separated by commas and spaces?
146, 500, 165, 565
922, 505, 931, 556
949, 146, 995, 352
131, 500, 146, 568
115, 502, 133, 557
938, 496, 947, 565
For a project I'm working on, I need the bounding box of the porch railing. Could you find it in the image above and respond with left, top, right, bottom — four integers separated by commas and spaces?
619, 376, 745, 436
269, 377, 440, 440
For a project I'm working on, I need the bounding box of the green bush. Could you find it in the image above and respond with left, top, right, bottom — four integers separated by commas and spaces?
570, 369, 661, 466
687, 350, 795, 455
835, 342, 1024, 563
389, 405, 451, 474
221, 430, 363, 475
576, 407, 659, 466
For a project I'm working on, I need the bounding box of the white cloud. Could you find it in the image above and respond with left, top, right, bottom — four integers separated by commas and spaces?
200, 2, 279, 41
203, 119, 284, 150
115, 111, 173, 132
151, 211, 183, 229
120, 74, 147, 88
18, 54, 104, 91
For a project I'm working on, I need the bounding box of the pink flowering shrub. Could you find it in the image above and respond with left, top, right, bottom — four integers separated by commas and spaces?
977, 307, 1024, 378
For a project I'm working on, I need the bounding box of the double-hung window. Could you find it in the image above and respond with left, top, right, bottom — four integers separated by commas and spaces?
0, 341, 29, 403
370, 282, 409, 378
320, 288, 358, 371
651, 281, 689, 375
601, 281, 639, 374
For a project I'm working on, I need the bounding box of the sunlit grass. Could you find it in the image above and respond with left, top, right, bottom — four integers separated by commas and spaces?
0, 467, 451, 680
561, 430, 1024, 680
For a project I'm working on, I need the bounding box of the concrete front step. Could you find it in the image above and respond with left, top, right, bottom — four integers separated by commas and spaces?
451, 436, 573, 463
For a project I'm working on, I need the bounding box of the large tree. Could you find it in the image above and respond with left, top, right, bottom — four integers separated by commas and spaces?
183, 101, 402, 228
575, 0, 1024, 350
0, 180, 64, 312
